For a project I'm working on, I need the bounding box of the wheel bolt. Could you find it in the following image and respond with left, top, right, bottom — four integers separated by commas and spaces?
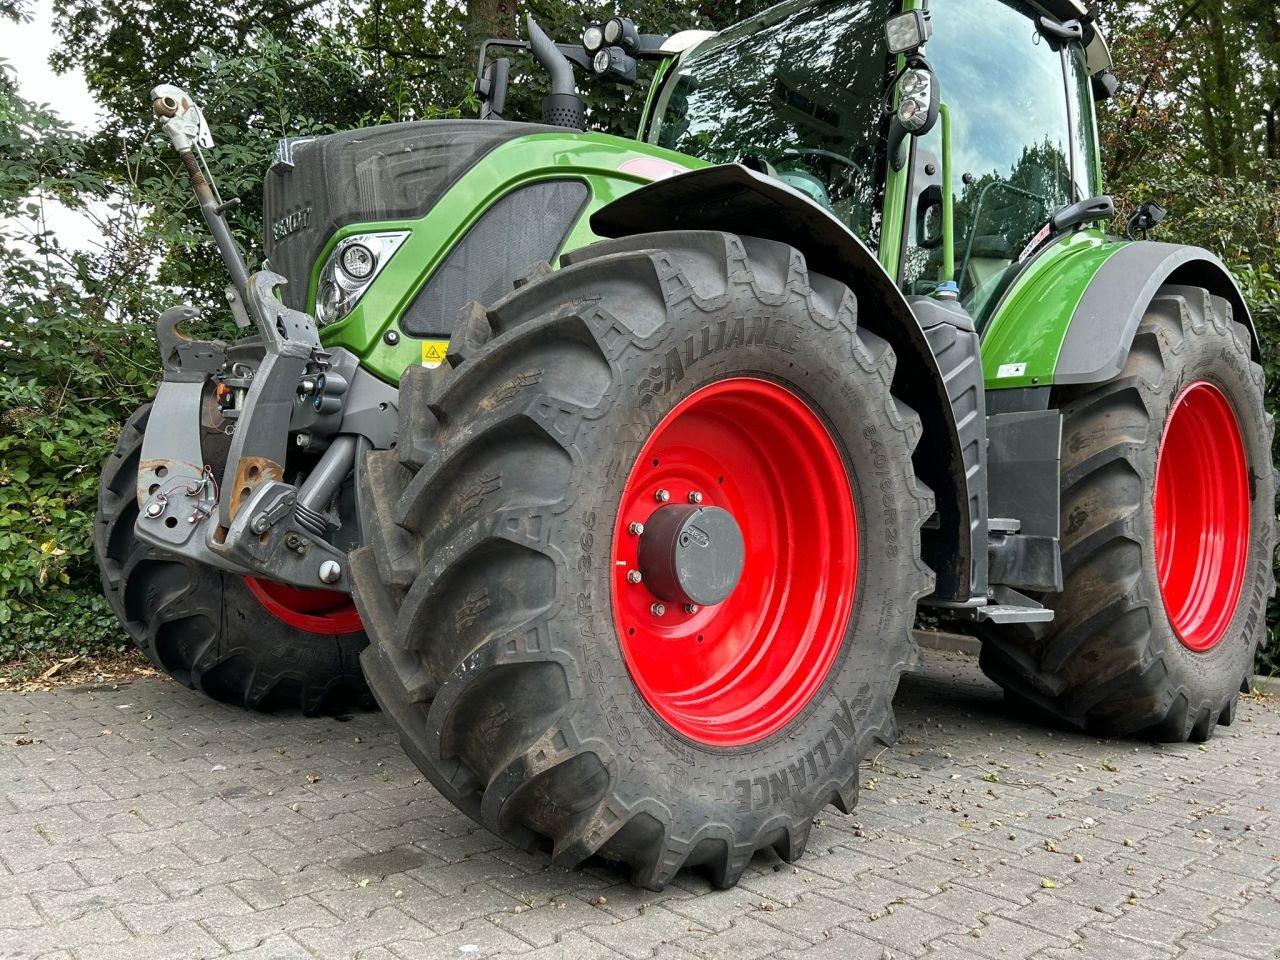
145, 501, 164, 518
684, 603, 700, 614
654, 489, 670, 503
650, 602, 666, 616
688, 491, 703, 504
629, 522, 645, 535
627, 570, 643, 584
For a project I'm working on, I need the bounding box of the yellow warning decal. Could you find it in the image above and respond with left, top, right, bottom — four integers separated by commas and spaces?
420, 340, 448, 369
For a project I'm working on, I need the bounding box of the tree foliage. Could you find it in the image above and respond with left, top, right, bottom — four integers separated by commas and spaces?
2, 0, 1278, 674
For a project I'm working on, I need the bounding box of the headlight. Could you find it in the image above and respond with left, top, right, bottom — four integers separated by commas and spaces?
583, 23, 604, 53
314, 231, 407, 327
593, 49, 612, 74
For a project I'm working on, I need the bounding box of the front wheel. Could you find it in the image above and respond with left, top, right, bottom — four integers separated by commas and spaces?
352, 231, 933, 888
95, 404, 372, 714
979, 285, 1276, 740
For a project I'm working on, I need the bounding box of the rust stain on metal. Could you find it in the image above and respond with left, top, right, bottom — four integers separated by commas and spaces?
136, 458, 201, 507
227, 456, 283, 519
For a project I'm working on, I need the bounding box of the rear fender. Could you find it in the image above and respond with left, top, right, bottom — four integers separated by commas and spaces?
982, 236, 1261, 390
1054, 242, 1261, 386
591, 163, 982, 603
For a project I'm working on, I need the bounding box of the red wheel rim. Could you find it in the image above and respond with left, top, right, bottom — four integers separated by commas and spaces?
1153, 381, 1250, 652
611, 378, 858, 746
244, 577, 364, 635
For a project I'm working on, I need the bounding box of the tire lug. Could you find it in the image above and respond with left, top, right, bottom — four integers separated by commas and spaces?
629, 522, 645, 535
650, 602, 666, 616
684, 603, 700, 614
627, 570, 643, 584
654, 489, 670, 503
688, 491, 703, 504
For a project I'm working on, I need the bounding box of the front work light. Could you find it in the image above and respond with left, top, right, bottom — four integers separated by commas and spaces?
885, 10, 932, 55
603, 17, 639, 51
583, 23, 605, 53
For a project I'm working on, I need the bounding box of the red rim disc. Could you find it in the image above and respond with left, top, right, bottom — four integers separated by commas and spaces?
244, 577, 364, 635
1153, 381, 1250, 652
611, 378, 858, 747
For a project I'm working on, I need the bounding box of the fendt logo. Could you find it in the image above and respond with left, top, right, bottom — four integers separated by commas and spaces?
272, 206, 313, 241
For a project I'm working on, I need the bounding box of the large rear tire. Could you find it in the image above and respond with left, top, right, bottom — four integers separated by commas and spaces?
351, 232, 933, 888
95, 404, 372, 714
979, 286, 1275, 740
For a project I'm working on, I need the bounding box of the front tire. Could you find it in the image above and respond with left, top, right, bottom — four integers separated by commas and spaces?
352, 231, 933, 888
95, 404, 372, 714
979, 285, 1276, 740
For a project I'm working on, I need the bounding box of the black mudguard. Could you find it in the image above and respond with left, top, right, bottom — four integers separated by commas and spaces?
1056, 241, 1261, 386
592, 163, 982, 603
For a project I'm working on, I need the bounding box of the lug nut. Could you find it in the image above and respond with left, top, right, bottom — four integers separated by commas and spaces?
145, 501, 164, 518
650, 602, 666, 616
654, 489, 670, 503
684, 603, 700, 614
318, 560, 343, 584
688, 491, 703, 504
626, 570, 643, 584
628, 522, 645, 536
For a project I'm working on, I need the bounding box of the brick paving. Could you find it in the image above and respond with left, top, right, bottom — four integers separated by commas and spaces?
1, 649, 1276, 960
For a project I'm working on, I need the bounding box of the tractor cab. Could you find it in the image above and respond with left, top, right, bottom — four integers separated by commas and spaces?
641, 0, 1113, 323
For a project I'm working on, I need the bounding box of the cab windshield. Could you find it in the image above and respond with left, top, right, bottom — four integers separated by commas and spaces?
647, 0, 895, 248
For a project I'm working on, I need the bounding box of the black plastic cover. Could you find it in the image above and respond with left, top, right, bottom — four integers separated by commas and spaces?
400, 179, 589, 338
262, 120, 562, 309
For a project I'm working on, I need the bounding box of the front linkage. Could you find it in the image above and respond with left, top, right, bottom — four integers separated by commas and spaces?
137, 87, 396, 594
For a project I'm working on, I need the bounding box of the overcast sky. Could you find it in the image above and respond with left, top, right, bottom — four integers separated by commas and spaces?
1, 3, 102, 130
1, 4, 109, 252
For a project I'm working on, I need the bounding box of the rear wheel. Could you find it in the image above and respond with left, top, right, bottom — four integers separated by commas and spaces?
352, 231, 933, 888
979, 286, 1275, 740
95, 404, 372, 714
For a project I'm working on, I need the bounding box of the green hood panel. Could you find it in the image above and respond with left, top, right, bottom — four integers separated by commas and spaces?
312, 131, 705, 385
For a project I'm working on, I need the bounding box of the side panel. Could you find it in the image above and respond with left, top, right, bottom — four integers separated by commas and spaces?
314, 133, 705, 384
979, 228, 1122, 389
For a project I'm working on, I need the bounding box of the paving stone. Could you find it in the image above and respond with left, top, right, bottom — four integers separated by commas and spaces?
0, 650, 1276, 960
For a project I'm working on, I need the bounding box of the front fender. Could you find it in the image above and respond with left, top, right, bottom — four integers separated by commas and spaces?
592, 163, 982, 603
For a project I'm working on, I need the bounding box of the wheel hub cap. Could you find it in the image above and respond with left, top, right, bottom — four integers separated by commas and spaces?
637, 504, 745, 607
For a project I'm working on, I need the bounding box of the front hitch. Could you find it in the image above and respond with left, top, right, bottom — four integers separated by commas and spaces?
132, 87, 397, 591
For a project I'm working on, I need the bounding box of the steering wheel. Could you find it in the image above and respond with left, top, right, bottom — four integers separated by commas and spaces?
772, 147, 868, 183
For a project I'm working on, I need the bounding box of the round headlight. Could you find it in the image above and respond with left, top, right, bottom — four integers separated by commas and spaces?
898, 97, 926, 130
593, 49, 612, 74
603, 17, 624, 44
583, 24, 604, 52
339, 243, 376, 280
900, 69, 929, 98
316, 278, 346, 326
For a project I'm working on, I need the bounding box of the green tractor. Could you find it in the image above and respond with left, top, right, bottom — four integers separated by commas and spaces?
95, 0, 1275, 888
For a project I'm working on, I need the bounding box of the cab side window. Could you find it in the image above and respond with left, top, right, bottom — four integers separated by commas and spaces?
902, 0, 1078, 322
